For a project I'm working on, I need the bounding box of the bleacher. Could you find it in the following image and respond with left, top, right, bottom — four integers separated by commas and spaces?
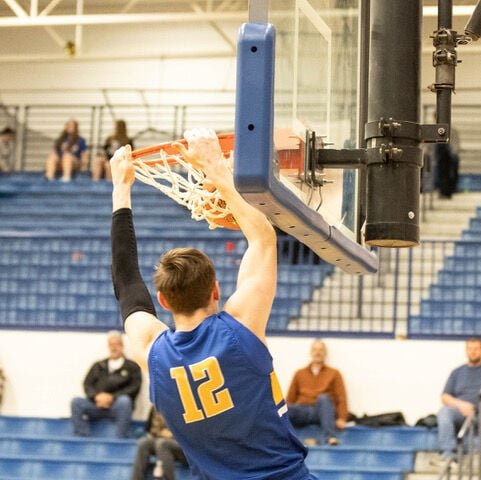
0, 415, 190, 480
0, 173, 334, 333
298, 425, 437, 480
0, 415, 438, 480
409, 205, 481, 337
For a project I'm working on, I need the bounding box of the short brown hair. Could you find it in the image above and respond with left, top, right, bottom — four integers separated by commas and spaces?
154, 248, 216, 315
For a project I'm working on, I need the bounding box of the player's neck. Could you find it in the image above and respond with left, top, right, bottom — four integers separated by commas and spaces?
173, 305, 218, 332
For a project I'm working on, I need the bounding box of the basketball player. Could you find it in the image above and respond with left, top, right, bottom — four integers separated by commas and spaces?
110, 129, 317, 480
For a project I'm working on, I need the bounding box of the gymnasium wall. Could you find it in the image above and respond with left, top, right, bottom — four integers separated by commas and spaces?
0, 330, 467, 426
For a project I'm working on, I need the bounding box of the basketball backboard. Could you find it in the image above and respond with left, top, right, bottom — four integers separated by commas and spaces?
234, 0, 378, 274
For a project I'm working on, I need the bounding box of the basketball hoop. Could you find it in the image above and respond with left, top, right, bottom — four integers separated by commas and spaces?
131, 133, 239, 230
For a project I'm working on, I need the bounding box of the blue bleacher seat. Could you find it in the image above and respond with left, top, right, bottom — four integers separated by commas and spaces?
0, 414, 439, 480
0, 174, 332, 332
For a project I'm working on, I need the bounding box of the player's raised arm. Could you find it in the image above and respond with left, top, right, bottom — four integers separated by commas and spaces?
110, 145, 167, 370
180, 130, 277, 342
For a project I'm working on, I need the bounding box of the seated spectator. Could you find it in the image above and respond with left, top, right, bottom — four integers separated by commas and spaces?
132, 405, 187, 480
45, 119, 88, 182
431, 337, 481, 469
71, 330, 141, 438
287, 339, 348, 445
92, 119, 134, 181
0, 127, 15, 173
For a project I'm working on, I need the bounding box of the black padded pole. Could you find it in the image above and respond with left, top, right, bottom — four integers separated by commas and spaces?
436, 0, 453, 128
364, 0, 423, 247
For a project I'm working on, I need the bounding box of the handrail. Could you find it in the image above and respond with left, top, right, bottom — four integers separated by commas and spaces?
438, 457, 457, 480
437, 412, 477, 480
457, 413, 477, 480
457, 413, 475, 441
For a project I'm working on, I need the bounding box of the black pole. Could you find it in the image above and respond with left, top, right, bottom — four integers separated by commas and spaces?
436, 0, 454, 128
438, 0, 452, 29
364, 0, 423, 247
357, 0, 370, 244
357, 0, 370, 318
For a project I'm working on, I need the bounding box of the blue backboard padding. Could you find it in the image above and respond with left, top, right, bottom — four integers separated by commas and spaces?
234, 23, 378, 274
234, 23, 275, 191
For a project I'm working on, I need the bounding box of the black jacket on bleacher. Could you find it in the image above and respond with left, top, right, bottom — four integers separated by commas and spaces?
83, 357, 141, 406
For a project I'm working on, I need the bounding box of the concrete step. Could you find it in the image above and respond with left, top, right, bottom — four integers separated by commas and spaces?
460, 164, 481, 175
319, 273, 437, 291
288, 317, 395, 333
309, 290, 428, 308
419, 192, 481, 238
407, 451, 481, 479
362, 260, 445, 276
299, 299, 417, 318
407, 475, 473, 480
421, 224, 466, 238
420, 210, 474, 224
424, 192, 481, 210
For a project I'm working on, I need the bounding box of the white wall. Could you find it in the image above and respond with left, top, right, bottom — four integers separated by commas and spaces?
0, 330, 467, 425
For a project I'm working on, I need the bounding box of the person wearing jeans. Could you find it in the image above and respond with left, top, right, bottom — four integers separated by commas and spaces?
131, 406, 187, 480
71, 330, 141, 438
433, 338, 481, 467
286, 339, 348, 445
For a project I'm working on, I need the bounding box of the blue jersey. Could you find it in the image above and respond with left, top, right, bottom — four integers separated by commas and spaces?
443, 364, 481, 405
148, 311, 316, 480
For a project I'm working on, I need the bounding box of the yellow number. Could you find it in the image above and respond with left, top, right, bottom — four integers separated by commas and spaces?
170, 366, 205, 423
191, 357, 234, 418
270, 371, 284, 405
170, 356, 234, 424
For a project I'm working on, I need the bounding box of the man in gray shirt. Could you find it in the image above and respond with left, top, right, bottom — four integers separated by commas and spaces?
435, 338, 481, 465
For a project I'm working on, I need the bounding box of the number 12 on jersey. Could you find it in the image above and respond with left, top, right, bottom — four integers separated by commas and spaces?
170, 356, 235, 424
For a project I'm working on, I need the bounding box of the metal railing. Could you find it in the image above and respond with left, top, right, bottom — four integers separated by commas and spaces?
1, 101, 481, 337
438, 401, 481, 480
278, 237, 481, 338
3, 103, 236, 172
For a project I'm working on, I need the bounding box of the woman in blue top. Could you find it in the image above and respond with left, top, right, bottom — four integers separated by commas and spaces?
45, 119, 88, 182
110, 129, 318, 480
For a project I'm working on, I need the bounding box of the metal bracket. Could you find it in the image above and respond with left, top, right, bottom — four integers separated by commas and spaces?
420, 123, 450, 142
365, 118, 421, 141
365, 117, 449, 143
429, 28, 459, 94
432, 28, 457, 51
366, 144, 423, 166
316, 149, 366, 170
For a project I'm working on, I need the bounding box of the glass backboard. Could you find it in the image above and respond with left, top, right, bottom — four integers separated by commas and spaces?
273, 0, 359, 240
234, 0, 378, 274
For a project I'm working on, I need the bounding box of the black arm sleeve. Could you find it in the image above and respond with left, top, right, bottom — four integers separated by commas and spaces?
111, 208, 157, 323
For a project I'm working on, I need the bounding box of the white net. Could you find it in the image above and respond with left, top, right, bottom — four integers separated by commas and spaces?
133, 147, 236, 230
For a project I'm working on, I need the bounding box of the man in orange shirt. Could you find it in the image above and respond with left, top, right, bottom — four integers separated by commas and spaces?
287, 339, 348, 445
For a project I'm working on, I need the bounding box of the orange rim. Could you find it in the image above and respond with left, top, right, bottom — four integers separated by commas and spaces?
131, 132, 235, 165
